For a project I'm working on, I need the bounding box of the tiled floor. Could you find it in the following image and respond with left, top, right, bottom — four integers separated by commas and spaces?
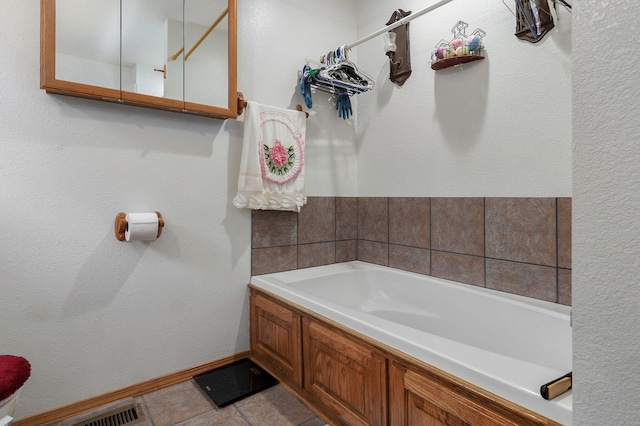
53, 381, 327, 426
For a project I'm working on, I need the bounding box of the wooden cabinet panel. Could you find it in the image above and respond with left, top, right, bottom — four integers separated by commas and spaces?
250, 290, 303, 387
303, 317, 386, 426
407, 391, 470, 426
249, 288, 559, 426
390, 361, 553, 426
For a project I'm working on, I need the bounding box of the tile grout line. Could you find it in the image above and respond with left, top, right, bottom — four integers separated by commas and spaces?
296, 207, 300, 270
429, 197, 432, 276
356, 197, 360, 261
387, 197, 390, 266
334, 197, 338, 263
232, 400, 254, 426
555, 198, 560, 303
483, 197, 487, 288
139, 394, 153, 426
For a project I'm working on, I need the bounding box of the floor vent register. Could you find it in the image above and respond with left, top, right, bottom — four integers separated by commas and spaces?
62, 401, 145, 426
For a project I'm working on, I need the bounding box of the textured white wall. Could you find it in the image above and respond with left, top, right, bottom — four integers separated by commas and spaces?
239, 1, 359, 196
573, 1, 640, 424
0, 0, 356, 418
354, 0, 572, 197
14, 1, 634, 423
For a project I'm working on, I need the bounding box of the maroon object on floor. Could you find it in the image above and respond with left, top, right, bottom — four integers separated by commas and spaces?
0, 355, 31, 401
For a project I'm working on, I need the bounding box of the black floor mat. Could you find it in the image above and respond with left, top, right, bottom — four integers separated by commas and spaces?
193, 359, 278, 407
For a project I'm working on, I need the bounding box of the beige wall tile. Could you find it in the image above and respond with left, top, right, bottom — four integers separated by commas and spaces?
486, 259, 558, 302
298, 197, 335, 244
486, 198, 557, 267
358, 240, 389, 266
558, 268, 572, 306
558, 198, 572, 269
336, 239, 357, 262
432, 197, 484, 256
389, 244, 430, 275
251, 246, 297, 275
336, 197, 358, 240
251, 197, 572, 306
389, 197, 430, 248
299, 242, 336, 269
431, 251, 485, 286
358, 197, 389, 242
251, 210, 298, 248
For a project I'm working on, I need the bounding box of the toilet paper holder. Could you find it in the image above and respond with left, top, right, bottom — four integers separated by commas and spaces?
114, 211, 165, 241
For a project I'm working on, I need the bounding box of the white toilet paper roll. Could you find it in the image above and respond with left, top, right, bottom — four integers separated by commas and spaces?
125, 213, 159, 241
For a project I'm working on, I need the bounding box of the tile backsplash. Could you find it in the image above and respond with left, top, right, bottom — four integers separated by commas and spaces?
251, 197, 572, 306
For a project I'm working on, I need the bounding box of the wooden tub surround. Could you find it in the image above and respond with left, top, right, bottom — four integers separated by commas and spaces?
250, 287, 563, 426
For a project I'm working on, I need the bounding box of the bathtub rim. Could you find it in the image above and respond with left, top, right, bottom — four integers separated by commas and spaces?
250, 261, 572, 425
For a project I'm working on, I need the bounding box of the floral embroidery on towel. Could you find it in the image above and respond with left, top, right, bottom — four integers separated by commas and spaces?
259, 111, 304, 184
264, 140, 295, 176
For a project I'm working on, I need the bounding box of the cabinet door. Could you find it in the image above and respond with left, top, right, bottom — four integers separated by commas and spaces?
389, 361, 512, 426
250, 290, 303, 387
303, 318, 386, 426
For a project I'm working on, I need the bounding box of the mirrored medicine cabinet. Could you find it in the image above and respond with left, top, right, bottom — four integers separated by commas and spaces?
40, 0, 239, 119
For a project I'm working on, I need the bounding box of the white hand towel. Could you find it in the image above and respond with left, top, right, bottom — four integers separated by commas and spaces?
233, 102, 307, 212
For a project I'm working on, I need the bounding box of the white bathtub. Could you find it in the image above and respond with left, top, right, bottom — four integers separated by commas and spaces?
250, 261, 572, 425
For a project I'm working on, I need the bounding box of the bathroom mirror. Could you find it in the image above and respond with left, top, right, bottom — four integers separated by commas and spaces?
40, 0, 239, 119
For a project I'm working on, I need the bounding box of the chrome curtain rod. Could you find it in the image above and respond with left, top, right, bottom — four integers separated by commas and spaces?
345, 0, 455, 50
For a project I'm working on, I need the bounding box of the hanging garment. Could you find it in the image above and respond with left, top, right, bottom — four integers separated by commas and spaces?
386, 9, 412, 85
233, 102, 307, 212
514, 0, 555, 43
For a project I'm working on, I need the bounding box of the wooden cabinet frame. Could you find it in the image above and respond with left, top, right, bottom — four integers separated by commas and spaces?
249, 287, 561, 426
40, 0, 239, 119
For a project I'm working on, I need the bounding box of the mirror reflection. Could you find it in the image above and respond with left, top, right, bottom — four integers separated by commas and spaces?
56, 0, 120, 90
54, 0, 229, 107
122, 0, 183, 100
184, 0, 229, 107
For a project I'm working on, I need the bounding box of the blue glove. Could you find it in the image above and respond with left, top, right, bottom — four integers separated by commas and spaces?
336, 93, 352, 119
299, 65, 313, 109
